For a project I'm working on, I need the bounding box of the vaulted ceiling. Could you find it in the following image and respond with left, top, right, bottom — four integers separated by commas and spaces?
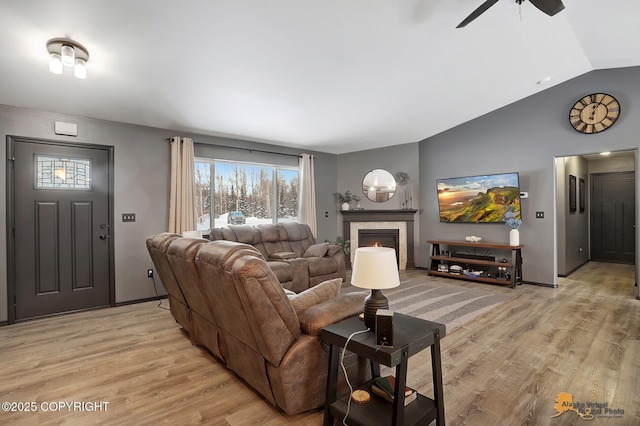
1, 1, 639, 154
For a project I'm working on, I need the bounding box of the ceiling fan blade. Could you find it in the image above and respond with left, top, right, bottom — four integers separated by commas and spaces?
529, 0, 565, 16
456, 0, 501, 28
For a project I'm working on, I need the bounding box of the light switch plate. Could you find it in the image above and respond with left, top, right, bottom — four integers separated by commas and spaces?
122, 213, 136, 222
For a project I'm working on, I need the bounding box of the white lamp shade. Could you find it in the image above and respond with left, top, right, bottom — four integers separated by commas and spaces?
49, 53, 63, 74
351, 247, 400, 290
74, 58, 87, 79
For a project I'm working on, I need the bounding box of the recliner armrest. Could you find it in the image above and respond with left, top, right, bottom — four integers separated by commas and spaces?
327, 244, 342, 257
297, 292, 367, 336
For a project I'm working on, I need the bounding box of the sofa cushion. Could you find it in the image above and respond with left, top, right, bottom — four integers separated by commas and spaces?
303, 243, 329, 258
270, 251, 298, 260
307, 256, 339, 276
277, 222, 315, 255
267, 261, 294, 284
258, 224, 288, 257
288, 278, 342, 314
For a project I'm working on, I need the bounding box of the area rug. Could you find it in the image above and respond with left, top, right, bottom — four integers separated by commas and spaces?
346, 276, 516, 333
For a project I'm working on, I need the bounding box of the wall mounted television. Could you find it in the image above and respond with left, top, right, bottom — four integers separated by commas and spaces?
436, 172, 522, 223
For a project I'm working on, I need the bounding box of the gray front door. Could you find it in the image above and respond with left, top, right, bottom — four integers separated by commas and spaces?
9, 138, 112, 320
591, 172, 635, 264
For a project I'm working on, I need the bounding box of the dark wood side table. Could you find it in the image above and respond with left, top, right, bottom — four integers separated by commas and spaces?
322, 313, 446, 426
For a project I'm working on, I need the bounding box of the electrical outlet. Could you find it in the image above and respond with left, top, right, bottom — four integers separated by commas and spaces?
122, 213, 136, 222
147, 269, 153, 278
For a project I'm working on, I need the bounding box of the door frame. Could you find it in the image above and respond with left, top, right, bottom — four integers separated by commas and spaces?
6, 135, 115, 324
553, 148, 638, 300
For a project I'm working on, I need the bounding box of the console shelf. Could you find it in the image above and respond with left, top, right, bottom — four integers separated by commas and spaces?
427, 240, 524, 288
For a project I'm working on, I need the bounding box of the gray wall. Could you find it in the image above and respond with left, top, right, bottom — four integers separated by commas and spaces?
336, 142, 420, 252
0, 104, 337, 322
418, 66, 640, 286
588, 155, 635, 175
555, 156, 589, 276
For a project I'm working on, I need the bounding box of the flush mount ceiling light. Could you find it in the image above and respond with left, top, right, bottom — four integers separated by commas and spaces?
46, 38, 89, 79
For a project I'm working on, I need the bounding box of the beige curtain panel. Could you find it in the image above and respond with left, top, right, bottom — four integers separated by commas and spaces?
298, 153, 317, 236
169, 136, 196, 234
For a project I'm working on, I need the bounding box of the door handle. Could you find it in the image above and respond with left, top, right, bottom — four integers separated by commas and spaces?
99, 234, 108, 240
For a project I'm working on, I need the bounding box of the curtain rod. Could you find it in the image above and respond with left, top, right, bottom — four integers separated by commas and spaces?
167, 138, 304, 159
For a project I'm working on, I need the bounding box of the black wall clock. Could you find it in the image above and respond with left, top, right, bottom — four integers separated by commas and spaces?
569, 93, 620, 134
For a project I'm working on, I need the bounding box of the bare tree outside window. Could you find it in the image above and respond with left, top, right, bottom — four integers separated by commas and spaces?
277, 169, 299, 222
194, 159, 298, 230
194, 162, 211, 227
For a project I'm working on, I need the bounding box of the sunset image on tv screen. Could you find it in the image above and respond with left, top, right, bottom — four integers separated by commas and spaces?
436, 173, 521, 223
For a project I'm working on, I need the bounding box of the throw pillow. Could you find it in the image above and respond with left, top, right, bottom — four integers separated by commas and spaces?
288, 278, 342, 314
303, 242, 330, 258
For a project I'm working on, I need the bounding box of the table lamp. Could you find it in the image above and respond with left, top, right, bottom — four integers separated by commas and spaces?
351, 246, 400, 330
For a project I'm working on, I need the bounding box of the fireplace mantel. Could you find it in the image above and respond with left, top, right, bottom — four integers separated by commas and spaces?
341, 209, 417, 269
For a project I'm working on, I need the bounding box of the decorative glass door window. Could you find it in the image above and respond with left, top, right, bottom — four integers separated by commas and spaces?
36, 155, 91, 189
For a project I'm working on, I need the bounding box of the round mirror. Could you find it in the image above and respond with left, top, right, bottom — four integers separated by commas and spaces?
362, 169, 396, 202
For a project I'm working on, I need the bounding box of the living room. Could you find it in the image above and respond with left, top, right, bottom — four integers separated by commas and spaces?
1, 1, 640, 425
2, 67, 639, 312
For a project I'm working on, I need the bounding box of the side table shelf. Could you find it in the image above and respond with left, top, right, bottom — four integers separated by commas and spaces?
428, 240, 524, 288
328, 388, 438, 426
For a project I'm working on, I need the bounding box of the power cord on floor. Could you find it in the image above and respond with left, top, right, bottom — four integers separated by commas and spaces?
340, 327, 370, 426
149, 272, 170, 311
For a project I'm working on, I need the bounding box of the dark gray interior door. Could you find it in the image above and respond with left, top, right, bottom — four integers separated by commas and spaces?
11, 140, 111, 320
591, 172, 635, 264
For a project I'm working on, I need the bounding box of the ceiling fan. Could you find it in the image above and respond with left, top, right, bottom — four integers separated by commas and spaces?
456, 0, 565, 28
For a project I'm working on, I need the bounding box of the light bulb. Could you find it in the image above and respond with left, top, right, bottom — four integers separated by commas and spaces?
61, 45, 75, 66
49, 53, 63, 74
74, 58, 87, 79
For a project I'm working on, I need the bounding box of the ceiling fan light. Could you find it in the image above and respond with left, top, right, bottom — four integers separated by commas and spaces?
49, 53, 63, 74
61, 44, 75, 66
74, 58, 87, 79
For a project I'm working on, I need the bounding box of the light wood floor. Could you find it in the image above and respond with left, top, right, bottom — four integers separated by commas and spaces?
1, 262, 638, 425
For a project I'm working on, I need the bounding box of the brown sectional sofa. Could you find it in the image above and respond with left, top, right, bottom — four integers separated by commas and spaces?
207, 223, 346, 293
146, 233, 369, 415
146, 232, 190, 332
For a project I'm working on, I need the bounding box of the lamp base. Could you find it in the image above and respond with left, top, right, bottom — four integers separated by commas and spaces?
363, 289, 389, 330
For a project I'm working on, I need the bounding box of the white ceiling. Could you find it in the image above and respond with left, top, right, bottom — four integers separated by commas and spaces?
1, 1, 639, 154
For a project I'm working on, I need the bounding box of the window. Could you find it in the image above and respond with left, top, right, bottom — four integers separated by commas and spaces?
36, 155, 91, 190
195, 159, 299, 230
